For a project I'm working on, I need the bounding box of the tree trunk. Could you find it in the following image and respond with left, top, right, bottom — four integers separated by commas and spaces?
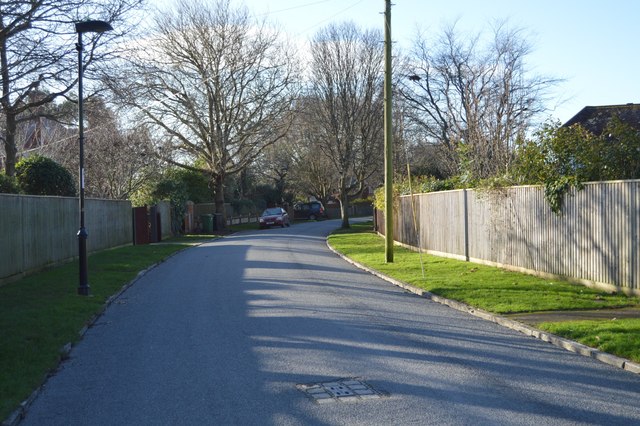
1, 36, 17, 176
339, 179, 350, 229
214, 174, 226, 227
3, 112, 18, 176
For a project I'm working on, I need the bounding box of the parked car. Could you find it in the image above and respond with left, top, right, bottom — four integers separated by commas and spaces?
259, 207, 290, 229
293, 201, 327, 221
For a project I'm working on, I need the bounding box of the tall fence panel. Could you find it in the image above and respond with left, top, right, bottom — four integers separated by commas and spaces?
156, 201, 172, 239
86, 198, 132, 251
386, 181, 640, 295
0, 194, 132, 282
1, 195, 25, 280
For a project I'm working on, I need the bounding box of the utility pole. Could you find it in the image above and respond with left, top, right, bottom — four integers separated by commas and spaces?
384, 0, 394, 262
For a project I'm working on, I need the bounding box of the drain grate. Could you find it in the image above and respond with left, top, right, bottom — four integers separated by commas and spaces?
297, 378, 388, 404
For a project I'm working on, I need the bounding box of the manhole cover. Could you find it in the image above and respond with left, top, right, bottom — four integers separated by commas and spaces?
296, 378, 388, 404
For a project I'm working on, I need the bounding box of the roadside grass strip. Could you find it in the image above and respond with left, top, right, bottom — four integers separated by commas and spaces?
328, 223, 638, 314
538, 319, 640, 363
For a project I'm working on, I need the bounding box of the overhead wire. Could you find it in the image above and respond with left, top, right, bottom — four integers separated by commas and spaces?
252, 0, 368, 37
252, 0, 335, 16
294, 0, 366, 36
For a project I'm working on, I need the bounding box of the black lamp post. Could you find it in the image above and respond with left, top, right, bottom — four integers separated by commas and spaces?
75, 20, 113, 296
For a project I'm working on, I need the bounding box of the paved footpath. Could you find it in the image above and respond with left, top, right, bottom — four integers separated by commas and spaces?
21, 219, 640, 425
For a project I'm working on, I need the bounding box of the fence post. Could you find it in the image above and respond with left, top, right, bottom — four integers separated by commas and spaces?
463, 189, 470, 261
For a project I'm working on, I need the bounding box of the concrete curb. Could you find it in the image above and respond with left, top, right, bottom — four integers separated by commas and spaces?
2, 243, 200, 426
326, 241, 640, 376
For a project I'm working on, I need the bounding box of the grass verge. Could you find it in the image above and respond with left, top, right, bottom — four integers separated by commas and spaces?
538, 319, 640, 363
328, 222, 638, 314
163, 234, 219, 243
0, 242, 190, 421
329, 222, 640, 362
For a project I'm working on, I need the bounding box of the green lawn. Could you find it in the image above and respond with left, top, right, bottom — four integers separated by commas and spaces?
0, 243, 190, 421
328, 223, 638, 314
539, 319, 640, 363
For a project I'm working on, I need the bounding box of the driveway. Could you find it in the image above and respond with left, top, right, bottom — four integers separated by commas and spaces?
22, 219, 640, 425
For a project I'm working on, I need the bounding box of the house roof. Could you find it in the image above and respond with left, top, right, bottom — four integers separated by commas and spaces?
562, 103, 640, 135
22, 117, 73, 151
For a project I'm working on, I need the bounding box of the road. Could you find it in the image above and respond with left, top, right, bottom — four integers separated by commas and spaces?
22, 219, 640, 425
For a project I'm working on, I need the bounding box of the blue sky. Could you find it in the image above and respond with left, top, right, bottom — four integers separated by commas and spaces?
237, 0, 639, 123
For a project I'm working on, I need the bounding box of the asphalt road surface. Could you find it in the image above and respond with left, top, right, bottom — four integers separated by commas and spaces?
22, 219, 640, 425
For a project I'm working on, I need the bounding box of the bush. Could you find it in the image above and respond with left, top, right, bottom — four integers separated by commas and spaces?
373, 176, 462, 210
15, 155, 75, 196
351, 197, 374, 206
511, 119, 640, 213
165, 168, 212, 203
152, 177, 188, 234
0, 173, 19, 194
231, 199, 256, 215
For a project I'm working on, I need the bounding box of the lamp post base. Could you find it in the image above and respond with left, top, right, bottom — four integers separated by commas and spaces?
77, 227, 90, 296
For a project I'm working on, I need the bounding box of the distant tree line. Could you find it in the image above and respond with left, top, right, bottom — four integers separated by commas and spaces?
2, 0, 638, 225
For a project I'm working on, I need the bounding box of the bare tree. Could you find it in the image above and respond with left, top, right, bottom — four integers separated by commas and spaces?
399, 21, 559, 180
40, 97, 158, 199
292, 146, 337, 204
308, 22, 384, 228
0, 0, 144, 176
84, 99, 159, 199
265, 97, 339, 204
253, 141, 294, 205
109, 0, 300, 219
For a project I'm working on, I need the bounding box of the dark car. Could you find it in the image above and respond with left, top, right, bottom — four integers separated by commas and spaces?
293, 201, 327, 221
259, 207, 290, 229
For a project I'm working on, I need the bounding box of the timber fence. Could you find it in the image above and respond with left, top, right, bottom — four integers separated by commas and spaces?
376, 180, 640, 296
0, 194, 133, 283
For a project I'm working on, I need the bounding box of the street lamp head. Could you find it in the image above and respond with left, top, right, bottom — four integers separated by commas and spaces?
75, 20, 113, 34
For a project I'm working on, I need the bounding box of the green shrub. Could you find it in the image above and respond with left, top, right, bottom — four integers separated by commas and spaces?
15, 155, 75, 196
166, 168, 211, 203
152, 177, 188, 234
351, 197, 373, 205
373, 176, 462, 210
231, 199, 256, 215
510, 119, 640, 213
0, 173, 19, 194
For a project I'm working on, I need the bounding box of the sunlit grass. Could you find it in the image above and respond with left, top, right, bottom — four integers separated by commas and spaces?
539, 319, 640, 362
328, 222, 639, 314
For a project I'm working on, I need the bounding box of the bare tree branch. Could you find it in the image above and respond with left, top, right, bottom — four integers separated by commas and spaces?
307, 22, 384, 228
399, 20, 562, 180
107, 0, 300, 217
0, 0, 145, 176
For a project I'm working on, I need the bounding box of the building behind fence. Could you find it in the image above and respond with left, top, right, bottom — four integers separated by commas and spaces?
376, 180, 640, 296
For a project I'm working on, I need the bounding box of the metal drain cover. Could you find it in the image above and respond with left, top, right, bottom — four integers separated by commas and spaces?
297, 378, 388, 404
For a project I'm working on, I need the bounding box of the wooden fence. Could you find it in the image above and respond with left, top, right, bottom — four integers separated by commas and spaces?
377, 180, 640, 296
1, 194, 134, 283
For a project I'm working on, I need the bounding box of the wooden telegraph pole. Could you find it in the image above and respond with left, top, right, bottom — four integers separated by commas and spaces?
384, 0, 394, 262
